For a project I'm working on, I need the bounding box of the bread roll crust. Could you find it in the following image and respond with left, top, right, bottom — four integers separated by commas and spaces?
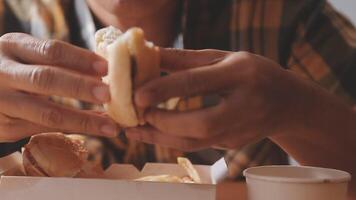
126, 28, 160, 124
22, 132, 88, 177
105, 37, 138, 127
95, 27, 160, 127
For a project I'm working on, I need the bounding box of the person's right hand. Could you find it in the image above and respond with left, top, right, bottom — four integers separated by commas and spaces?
0, 33, 118, 142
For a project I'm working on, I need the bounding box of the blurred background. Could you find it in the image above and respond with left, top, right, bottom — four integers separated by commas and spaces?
329, 0, 356, 25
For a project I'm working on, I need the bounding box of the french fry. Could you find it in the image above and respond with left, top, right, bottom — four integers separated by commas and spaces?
177, 157, 202, 183
135, 175, 183, 183
181, 176, 195, 183
136, 157, 202, 184
157, 97, 180, 110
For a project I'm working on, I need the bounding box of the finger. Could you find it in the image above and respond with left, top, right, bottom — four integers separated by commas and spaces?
126, 126, 219, 152
160, 48, 228, 71
135, 61, 237, 107
213, 124, 261, 150
0, 33, 107, 76
0, 60, 110, 103
144, 105, 227, 139
0, 113, 59, 142
0, 90, 119, 137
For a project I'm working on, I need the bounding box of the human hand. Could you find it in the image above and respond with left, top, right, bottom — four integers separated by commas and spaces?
0, 33, 118, 142
127, 48, 308, 151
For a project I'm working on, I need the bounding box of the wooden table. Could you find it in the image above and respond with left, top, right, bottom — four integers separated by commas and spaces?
217, 182, 247, 200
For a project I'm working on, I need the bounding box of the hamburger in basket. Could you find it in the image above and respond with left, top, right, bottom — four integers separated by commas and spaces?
22, 132, 201, 183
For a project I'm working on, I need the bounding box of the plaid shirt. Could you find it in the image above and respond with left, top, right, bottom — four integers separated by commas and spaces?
0, 0, 355, 180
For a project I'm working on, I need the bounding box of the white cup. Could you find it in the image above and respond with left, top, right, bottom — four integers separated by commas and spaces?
243, 165, 351, 200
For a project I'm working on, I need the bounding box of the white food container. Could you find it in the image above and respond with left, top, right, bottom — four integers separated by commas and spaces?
0, 152, 228, 200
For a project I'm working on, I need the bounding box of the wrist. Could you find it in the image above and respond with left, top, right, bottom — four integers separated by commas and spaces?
271, 69, 355, 140
270, 70, 326, 138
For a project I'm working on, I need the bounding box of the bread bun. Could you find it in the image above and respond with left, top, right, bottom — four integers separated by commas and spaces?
22, 132, 101, 177
95, 26, 160, 127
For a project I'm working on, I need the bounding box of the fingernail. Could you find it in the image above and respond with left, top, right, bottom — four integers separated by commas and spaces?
93, 60, 107, 74
101, 124, 117, 137
93, 85, 110, 102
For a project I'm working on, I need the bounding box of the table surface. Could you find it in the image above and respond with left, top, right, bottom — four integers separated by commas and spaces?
217, 182, 247, 200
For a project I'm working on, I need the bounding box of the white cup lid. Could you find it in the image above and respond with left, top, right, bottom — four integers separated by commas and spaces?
243, 165, 351, 184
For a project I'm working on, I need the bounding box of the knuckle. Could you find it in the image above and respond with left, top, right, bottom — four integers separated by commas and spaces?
0, 33, 13, 50
0, 58, 16, 73
183, 72, 205, 95
233, 51, 258, 74
0, 33, 29, 52
0, 33, 17, 47
234, 51, 252, 58
70, 76, 86, 97
232, 51, 255, 63
40, 108, 63, 127
231, 52, 262, 85
78, 116, 92, 133
0, 33, 15, 41
40, 39, 64, 62
0, 58, 14, 66
29, 67, 55, 92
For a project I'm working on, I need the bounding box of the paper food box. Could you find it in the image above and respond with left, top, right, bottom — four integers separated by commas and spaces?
0, 152, 228, 200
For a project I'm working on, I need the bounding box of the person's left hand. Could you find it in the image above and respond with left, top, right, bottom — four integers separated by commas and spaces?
126, 48, 311, 151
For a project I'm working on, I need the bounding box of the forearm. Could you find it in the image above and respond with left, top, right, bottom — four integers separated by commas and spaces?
271, 71, 356, 198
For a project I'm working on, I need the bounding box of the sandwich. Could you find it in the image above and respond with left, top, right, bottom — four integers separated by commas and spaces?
95, 26, 160, 127
95, 26, 179, 127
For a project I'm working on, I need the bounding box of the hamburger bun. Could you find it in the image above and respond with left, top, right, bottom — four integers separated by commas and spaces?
95, 26, 160, 127
22, 132, 103, 177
